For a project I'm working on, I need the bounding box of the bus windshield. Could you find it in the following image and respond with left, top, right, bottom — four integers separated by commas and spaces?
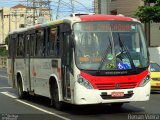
73, 21, 149, 71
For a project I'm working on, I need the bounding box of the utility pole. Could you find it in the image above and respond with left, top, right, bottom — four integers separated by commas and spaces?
56, 0, 75, 19
71, 0, 74, 13
0, 9, 2, 44
25, 0, 52, 26
56, 0, 61, 19
33, 0, 36, 25
9, 13, 11, 32
0, 8, 4, 44
144, 2, 150, 46
15, 10, 18, 29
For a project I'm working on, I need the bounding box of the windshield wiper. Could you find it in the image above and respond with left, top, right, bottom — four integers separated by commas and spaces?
117, 33, 136, 69
97, 37, 112, 73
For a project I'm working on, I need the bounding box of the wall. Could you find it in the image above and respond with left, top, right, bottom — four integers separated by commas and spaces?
110, 0, 143, 17
0, 5, 51, 44
150, 23, 160, 46
0, 56, 7, 68
149, 47, 160, 65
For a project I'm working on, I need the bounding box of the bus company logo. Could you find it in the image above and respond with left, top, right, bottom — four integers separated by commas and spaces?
116, 83, 120, 89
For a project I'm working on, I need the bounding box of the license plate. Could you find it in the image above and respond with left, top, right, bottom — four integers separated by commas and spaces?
111, 92, 124, 97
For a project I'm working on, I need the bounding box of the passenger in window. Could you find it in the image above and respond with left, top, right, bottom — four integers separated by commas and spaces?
49, 29, 57, 56
37, 31, 45, 56
84, 32, 100, 57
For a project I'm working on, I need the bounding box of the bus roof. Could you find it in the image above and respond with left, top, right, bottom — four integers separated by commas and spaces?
79, 14, 139, 22
8, 19, 65, 35
8, 14, 140, 35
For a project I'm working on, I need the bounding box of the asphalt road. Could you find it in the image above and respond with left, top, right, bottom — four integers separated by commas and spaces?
0, 68, 160, 120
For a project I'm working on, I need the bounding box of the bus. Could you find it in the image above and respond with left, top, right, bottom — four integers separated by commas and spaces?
7, 14, 150, 110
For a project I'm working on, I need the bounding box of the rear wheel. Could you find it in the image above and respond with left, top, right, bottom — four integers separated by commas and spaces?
17, 77, 24, 99
50, 82, 63, 110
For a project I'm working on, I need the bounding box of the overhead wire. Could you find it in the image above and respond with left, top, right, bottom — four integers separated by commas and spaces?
0, 0, 94, 20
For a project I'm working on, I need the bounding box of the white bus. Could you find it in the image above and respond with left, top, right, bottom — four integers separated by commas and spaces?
7, 14, 150, 110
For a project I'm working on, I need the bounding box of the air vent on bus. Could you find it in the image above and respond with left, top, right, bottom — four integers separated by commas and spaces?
95, 82, 137, 90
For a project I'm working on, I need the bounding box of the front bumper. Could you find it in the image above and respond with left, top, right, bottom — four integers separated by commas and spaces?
151, 80, 160, 91
73, 81, 150, 105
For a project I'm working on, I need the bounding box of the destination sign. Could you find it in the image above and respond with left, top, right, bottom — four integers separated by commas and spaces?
75, 23, 135, 32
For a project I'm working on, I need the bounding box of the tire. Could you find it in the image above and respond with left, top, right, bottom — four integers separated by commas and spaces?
17, 77, 24, 99
50, 83, 63, 110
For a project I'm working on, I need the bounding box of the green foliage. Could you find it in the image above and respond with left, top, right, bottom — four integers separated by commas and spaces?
0, 47, 7, 56
144, 0, 160, 4
0, 36, 8, 56
135, 0, 160, 22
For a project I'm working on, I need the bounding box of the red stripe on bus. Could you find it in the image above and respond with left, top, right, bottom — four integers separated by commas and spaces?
32, 66, 36, 76
57, 68, 61, 80
80, 69, 148, 90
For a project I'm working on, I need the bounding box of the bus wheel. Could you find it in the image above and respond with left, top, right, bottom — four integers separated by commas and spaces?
110, 103, 124, 108
50, 83, 63, 110
17, 77, 24, 99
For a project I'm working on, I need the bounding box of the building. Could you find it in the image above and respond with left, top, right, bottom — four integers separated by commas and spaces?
94, 0, 160, 47
0, 4, 51, 44
94, 0, 144, 16
94, 0, 110, 14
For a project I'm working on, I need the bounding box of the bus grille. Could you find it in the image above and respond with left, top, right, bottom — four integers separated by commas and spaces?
95, 82, 137, 90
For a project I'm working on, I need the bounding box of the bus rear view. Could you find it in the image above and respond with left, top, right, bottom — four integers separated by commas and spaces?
73, 15, 150, 106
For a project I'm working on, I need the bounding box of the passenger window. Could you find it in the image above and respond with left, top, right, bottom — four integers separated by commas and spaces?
30, 34, 36, 56
17, 34, 25, 57
35, 29, 45, 57
47, 27, 60, 57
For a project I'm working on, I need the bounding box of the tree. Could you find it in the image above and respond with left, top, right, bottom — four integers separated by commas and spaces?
135, 0, 160, 22
0, 47, 7, 56
0, 36, 8, 56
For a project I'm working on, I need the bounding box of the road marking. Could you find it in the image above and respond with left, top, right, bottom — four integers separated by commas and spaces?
16, 100, 70, 120
0, 92, 70, 120
0, 87, 12, 89
0, 75, 8, 79
0, 91, 17, 99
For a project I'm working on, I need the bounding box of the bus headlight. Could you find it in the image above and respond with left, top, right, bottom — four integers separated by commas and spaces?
139, 74, 150, 87
77, 76, 94, 89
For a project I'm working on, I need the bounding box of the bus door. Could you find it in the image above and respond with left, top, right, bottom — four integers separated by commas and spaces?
61, 24, 72, 100
25, 32, 35, 92
10, 34, 17, 88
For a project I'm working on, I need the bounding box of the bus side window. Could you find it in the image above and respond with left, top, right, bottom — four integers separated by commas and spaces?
47, 27, 59, 57
20, 34, 25, 56
26, 35, 30, 55
16, 36, 19, 57
30, 34, 36, 56
7, 36, 11, 58
35, 29, 45, 57
8, 35, 14, 58
17, 34, 25, 57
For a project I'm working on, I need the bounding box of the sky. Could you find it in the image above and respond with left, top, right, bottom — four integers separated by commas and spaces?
0, 0, 94, 19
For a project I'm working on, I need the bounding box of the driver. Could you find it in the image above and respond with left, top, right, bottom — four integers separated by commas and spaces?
79, 32, 100, 63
